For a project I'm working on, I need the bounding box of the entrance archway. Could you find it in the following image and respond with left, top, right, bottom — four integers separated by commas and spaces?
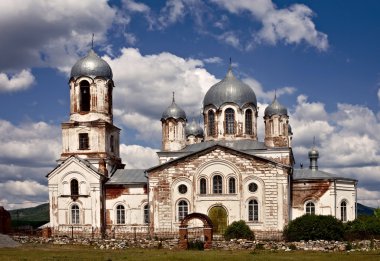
178, 212, 213, 249
208, 206, 227, 235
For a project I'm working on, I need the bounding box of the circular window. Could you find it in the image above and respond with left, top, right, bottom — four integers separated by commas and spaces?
248, 182, 258, 193
178, 184, 188, 194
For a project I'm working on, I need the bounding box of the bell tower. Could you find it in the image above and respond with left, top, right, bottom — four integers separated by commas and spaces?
60, 49, 122, 174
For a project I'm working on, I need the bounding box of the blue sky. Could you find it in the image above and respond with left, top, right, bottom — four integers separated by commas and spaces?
0, 0, 379, 209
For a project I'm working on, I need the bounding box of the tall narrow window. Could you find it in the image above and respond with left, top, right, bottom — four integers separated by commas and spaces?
79, 133, 89, 150
108, 84, 113, 114
305, 202, 315, 215
116, 205, 125, 224
80, 81, 90, 112
178, 200, 188, 221
144, 204, 149, 224
340, 201, 347, 222
225, 108, 235, 134
245, 109, 253, 135
110, 135, 114, 153
70, 179, 79, 196
228, 177, 236, 194
213, 175, 222, 194
200, 178, 207, 195
248, 200, 258, 221
208, 110, 215, 136
71, 204, 80, 224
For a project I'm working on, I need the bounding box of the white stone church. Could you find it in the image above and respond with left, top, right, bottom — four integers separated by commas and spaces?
47, 49, 357, 239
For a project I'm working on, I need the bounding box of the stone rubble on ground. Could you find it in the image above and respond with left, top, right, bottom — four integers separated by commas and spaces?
8, 235, 380, 252
0, 234, 20, 248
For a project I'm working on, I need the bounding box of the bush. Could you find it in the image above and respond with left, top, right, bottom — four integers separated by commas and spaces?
344, 215, 380, 240
224, 220, 255, 240
187, 240, 204, 250
283, 214, 344, 241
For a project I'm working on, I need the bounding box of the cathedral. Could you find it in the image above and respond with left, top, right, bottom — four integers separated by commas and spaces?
47, 49, 357, 239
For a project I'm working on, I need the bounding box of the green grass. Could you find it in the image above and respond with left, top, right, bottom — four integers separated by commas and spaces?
0, 245, 380, 261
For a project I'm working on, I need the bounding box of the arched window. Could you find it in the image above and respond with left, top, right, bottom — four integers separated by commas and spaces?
245, 109, 253, 135
110, 135, 114, 153
143, 204, 149, 224
200, 178, 207, 195
70, 179, 79, 196
108, 83, 113, 114
178, 200, 188, 221
208, 110, 215, 136
116, 205, 125, 224
225, 108, 235, 134
71, 204, 80, 224
305, 202, 315, 215
228, 177, 236, 194
80, 81, 90, 112
248, 200, 258, 221
340, 201, 347, 222
213, 175, 222, 194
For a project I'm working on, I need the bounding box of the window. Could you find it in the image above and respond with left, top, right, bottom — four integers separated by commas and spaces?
178, 200, 188, 221
178, 184, 187, 194
110, 135, 114, 153
245, 109, 253, 135
116, 205, 125, 224
70, 179, 79, 196
305, 202, 315, 215
213, 175, 222, 194
80, 81, 90, 112
229, 177, 236, 194
71, 204, 80, 224
208, 110, 215, 136
248, 182, 258, 193
340, 201, 347, 222
144, 204, 149, 224
108, 83, 113, 114
79, 133, 89, 150
200, 178, 206, 195
225, 108, 235, 134
248, 200, 258, 221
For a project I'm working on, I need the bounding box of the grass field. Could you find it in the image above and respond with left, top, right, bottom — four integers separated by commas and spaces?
1, 245, 380, 261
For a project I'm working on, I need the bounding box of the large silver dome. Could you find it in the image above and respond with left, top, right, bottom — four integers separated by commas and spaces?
70, 49, 113, 79
185, 119, 204, 137
264, 95, 288, 117
161, 96, 187, 121
203, 68, 257, 108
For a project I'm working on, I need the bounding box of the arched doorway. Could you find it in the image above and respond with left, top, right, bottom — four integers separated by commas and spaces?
178, 213, 213, 249
208, 206, 227, 235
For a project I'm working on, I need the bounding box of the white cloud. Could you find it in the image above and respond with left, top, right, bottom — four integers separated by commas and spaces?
123, 0, 150, 13
0, 0, 117, 74
105, 48, 218, 142
377, 88, 380, 103
211, 0, 328, 51
218, 31, 241, 49
120, 144, 158, 169
0, 70, 35, 92
158, 0, 186, 27
203, 57, 223, 64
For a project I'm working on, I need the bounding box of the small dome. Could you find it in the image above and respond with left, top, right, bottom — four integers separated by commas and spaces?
308, 147, 319, 159
70, 49, 113, 79
203, 67, 257, 109
185, 119, 204, 137
264, 95, 288, 117
161, 95, 186, 121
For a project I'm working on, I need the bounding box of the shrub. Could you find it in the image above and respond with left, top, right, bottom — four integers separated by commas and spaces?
283, 214, 344, 241
187, 240, 204, 250
344, 215, 380, 240
224, 220, 255, 240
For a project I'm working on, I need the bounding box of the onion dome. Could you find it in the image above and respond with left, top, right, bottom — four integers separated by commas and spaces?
70, 49, 113, 79
264, 94, 288, 117
185, 119, 204, 137
308, 147, 319, 159
161, 93, 187, 121
203, 67, 257, 108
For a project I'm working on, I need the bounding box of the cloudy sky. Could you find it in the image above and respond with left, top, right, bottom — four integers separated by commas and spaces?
0, 0, 379, 210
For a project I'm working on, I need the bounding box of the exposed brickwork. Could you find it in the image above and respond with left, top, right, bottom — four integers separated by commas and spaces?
105, 186, 129, 200
292, 181, 330, 208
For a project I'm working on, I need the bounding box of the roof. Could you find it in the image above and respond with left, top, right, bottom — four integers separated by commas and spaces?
181, 139, 267, 152
185, 119, 204, 137
293, 168, 357, 182
149, 142, 291, 173
107, 169, 147, 184
70, 49, 113, 80
46, 155, 100, 178
161, 96, 187, 121
264, 95, 288, 117
203, 67, 257, 108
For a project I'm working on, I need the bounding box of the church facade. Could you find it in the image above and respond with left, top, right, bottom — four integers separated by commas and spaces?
47, 49, 357, 239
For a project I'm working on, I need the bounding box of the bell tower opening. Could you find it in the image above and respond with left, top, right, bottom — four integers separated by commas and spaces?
80, 80, 90, 112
